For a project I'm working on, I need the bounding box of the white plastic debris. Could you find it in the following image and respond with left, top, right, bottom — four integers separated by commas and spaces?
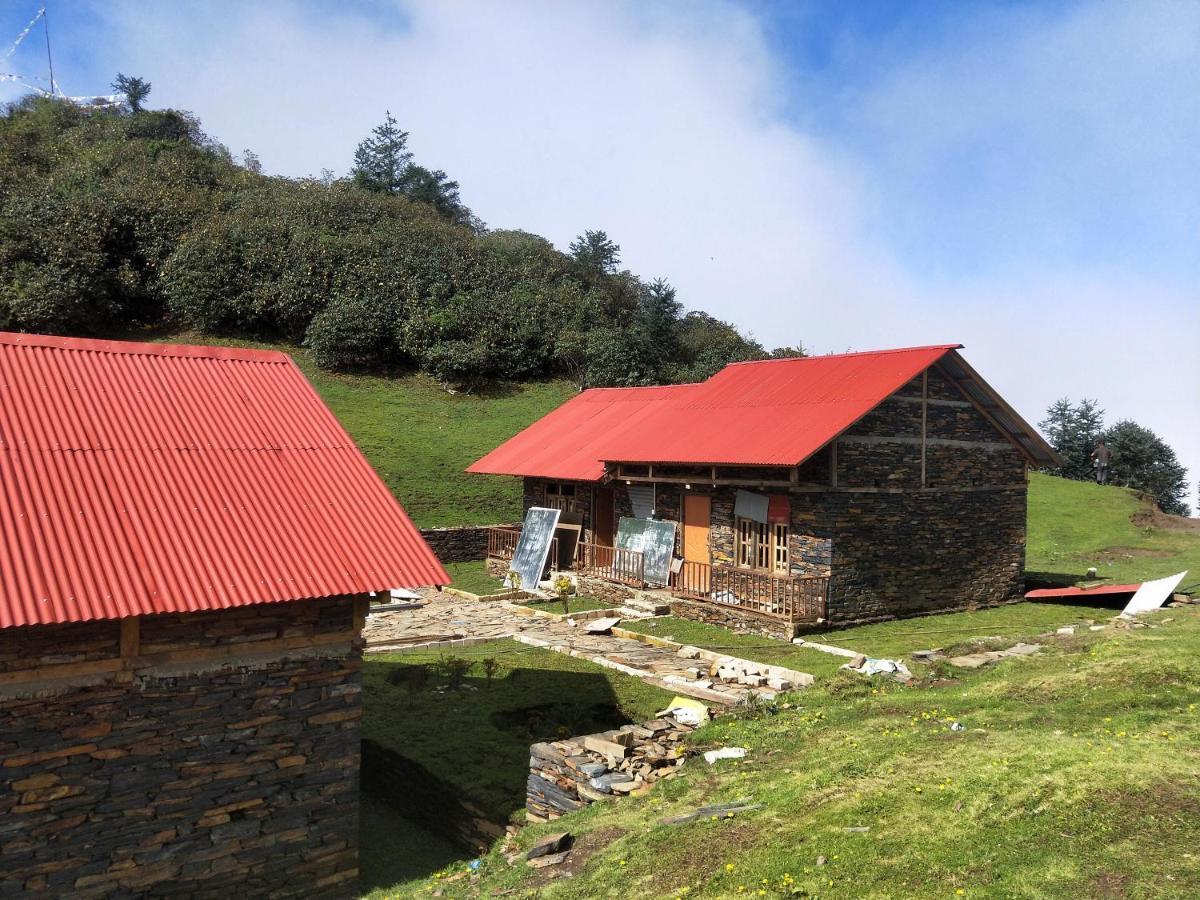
703, 747, 748, 765
1121, 571, 1188, 617
841, 657, 914, 681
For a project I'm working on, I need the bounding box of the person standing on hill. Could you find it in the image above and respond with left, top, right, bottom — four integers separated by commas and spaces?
1091, 439, 1112, 484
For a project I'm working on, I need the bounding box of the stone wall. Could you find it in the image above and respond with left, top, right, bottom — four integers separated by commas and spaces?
669, 598, 801, 641
575, 575, 636, 607
0, 598, 363, 899
420, 525, 517, 564
821, 486, 1027, 625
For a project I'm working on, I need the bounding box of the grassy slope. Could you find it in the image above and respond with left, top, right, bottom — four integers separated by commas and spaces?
1026, 471, 1199, 589
446, 607, 1200, 899
622, 598, 1119, 680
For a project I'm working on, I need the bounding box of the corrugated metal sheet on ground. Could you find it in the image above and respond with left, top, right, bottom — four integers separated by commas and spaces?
1024, 584, 1141, 599
0, 332, 448, 630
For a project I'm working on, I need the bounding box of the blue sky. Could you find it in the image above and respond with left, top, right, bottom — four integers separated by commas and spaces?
3, 1, 1198, 494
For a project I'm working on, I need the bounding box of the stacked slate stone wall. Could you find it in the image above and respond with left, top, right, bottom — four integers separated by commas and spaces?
420, 525, 516, 564
0, 598, 362, 899
817, 487, 1026, 625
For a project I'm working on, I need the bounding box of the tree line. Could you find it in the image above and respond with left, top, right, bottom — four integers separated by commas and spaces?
0, 89, 800, 391
1039, 398, 1190, 516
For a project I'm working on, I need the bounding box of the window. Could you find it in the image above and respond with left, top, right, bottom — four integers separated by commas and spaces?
545, 482, 579, 513
736, 517, 789, 574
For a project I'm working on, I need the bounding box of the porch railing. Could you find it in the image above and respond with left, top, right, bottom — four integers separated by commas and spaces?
575, 541, 645, 586
671, 561, 828, 624
485, 528, 642, 586
487, 526, 522, 561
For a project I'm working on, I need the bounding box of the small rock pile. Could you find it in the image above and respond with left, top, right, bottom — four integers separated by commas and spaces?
527, 717, 694, 821
674, 645, 809, 692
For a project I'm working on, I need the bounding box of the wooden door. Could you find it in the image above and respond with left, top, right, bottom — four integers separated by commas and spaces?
681, 494, 711, 594
593, 486, 615, 548
682, 494, 711, 562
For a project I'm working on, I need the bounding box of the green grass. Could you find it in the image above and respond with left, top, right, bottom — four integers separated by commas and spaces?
1027, 471, 1200, 589
160, 331, 575, 527
444, 560, 506, 595
358, 794, 467, 896
622, 600, 1118, 681
361, 640, 675, 826
520, 596, 615, 615
443, 606, 1200, 899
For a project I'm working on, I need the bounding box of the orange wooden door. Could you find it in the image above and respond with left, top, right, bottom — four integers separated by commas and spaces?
682, 494, 711, 593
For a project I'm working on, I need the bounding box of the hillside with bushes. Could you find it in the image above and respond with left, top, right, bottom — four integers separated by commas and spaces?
0, 95, 795, 390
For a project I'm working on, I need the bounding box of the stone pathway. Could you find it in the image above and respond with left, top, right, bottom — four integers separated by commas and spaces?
362, 590, 793, 705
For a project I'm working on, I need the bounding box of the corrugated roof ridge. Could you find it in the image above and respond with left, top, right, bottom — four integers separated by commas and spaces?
0, 332, 290, 364
721, 344, 963, 366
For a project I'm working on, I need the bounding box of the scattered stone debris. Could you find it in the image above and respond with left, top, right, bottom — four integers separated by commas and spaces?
911, 649, 943, 661
816, 855, 828, 866
946, 642, 1041, 669
527, 717, 696, 820
526, 831, 572, 865
659, 798, 762, 826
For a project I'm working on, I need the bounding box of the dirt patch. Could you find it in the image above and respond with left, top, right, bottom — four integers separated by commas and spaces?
1088, 871, 1130, 898
1130, 503, 1200, 534
523, 825, 626, 890
1095, 545, 1174, 562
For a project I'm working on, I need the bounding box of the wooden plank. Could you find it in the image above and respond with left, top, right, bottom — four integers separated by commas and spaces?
0, 657, 124, 687
120, 616, 140, 669
921, 370, 928, 488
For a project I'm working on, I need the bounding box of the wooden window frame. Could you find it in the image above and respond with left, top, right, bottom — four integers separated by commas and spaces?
736, 516, 789, 574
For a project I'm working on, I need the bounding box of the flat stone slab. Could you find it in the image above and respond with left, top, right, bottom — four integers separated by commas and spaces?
948, 642, 1041, 668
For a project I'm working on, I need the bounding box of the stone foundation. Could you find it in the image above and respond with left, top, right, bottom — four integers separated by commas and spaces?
0, 599, 363, 899
575, 575, 637, 607
669, 598, 801, 641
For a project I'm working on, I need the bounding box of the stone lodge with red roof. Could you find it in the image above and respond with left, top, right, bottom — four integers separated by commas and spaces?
470, 345, 1059, 637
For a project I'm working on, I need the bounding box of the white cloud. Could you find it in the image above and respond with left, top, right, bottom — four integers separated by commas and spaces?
50, 0, 1200, 502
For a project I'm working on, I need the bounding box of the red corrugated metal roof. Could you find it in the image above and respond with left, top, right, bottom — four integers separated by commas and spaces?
1024, 584, 1140, 599
0, 332, 448, 630
600, 345, 961, 466
469, 345, 962, 480
467, 384, 694, 481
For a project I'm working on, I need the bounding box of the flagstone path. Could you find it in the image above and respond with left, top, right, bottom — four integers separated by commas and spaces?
362, 590, 799, 705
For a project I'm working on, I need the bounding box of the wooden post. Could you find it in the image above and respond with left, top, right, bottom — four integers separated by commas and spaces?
119, 616, 140, 681
920, 370, 928, 488
829, 440, 838, 488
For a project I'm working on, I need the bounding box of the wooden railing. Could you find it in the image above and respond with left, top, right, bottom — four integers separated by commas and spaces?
575, 541, 645, 586
671, 562, 827, 623
486, 528, 638, 585
487, 526, 522, 561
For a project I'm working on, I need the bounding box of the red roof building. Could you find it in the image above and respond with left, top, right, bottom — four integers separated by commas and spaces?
471, 344, 1056, 480
0, 332, 448, 629
472, 345, 1058, 634
0, 332, 446, 896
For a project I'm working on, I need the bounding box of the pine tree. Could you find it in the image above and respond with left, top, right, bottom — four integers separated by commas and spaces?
569, 230, 621, 275
111, 74, 152, 113
351, 112, 412, 194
